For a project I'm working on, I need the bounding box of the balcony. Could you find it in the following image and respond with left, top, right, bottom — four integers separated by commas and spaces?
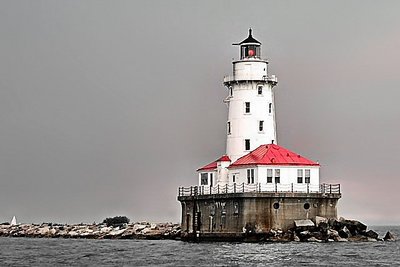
223, 75, 278, 84
178, 183, 340, 197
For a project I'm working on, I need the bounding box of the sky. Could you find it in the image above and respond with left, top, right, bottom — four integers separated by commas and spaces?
0, 0, 399, 225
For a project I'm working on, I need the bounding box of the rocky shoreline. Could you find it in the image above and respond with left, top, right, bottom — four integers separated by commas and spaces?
0, 217, 396, 242
0, 222, 182, 240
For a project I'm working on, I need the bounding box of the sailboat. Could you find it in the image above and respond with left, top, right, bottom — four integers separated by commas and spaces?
10, 216, 17, 226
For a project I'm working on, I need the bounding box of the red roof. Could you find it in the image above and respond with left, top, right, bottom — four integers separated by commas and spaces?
197, 155, 231, 171
229, 144, 319, 168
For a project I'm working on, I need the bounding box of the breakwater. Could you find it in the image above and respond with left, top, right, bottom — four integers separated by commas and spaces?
0, 217, 396, 242
0, 222, 181, 240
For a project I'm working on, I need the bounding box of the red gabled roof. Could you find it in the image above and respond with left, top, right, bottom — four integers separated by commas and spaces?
197, 155, 231, 171
229, 144, 319, 168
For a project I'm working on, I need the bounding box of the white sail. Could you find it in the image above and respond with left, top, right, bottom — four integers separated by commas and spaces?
10, 216, 17, 226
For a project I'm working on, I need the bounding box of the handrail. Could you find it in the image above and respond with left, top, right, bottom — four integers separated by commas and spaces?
178, 183, 340, 197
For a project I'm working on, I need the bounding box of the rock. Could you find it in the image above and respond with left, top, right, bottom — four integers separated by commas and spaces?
365, 230, 379, 240
348, 235, 367, 242
334, 236, 348, 242
317, 222, 328, 233
307, 236, 323, 242
294, 220, 315, 228
339, 218, 367, 236
339, 226, 351, 238
315, 216, 328, 226
383, 231, 396, 241
327, 229, 340, 239
293, 233, 300, 242
367, 237, 377, 242
133, 224, 147, 233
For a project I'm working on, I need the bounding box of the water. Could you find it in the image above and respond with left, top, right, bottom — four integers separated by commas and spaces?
0, 226, 399, 266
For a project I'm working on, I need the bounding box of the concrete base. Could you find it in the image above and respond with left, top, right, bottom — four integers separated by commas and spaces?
178, 192, 340, 241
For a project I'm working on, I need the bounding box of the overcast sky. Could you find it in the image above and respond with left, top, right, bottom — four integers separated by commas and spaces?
1, 1, 399, 225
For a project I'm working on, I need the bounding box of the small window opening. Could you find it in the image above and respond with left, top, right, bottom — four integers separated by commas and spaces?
259, 121, 264, 132
247, 169, 255, 184
273, 202, 280, 209
269, 103, 272, 114
245, 102, 251, 113
200, 173, 208, 185
227, 121, 231, 135
304, 203, 310, 210
258, 86, 263, 95
305, 169, 311, 184
275, 169, 280, 183
245, 139, 250, 151
267, 169, 273, 183
297, 169, 303, 184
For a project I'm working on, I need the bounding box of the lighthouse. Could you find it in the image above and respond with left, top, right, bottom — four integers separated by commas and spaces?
178, 30, 341, 241
224, 29, 278, 162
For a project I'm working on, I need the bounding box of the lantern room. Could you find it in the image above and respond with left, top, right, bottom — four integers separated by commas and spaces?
235, 28, 261, 59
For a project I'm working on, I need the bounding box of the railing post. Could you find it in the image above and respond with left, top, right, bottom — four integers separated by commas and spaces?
275, 183, 277, 193
329, 184, 332, 194
217, 184, 220, 194
258, 183, 261, 193
242, 183, 245, 193
210, 185, 212, 195
339, 184, 341, 194
291, 183, 293, 192
307, 183, 309, 194
225, 184, 228, 194
190, 186, 192, 196
234, 183, 236, 193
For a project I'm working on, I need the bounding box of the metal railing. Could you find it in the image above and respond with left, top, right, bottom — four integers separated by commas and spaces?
178, 183, 340, 197
223, 75, 278, 83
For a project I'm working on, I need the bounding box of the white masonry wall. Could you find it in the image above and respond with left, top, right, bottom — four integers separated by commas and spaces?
227, 165, 320, 192
225, 59, 277, 162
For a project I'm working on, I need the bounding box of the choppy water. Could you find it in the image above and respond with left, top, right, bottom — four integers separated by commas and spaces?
0, 226, 399, 266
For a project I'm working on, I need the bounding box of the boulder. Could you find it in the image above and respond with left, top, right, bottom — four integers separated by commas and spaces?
339, 226, 351, 238
365, 230, 379, 240
315, 216, 328, 226
293, 233, 300, 242
383, 231, 395, 241
334, 236, 348, 242
294, 220, 315, 228
339, 218, 367, 235
327, 229, 340, 239
307, 236, 323, 243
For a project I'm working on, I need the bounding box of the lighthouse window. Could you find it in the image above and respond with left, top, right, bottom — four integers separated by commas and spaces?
245, 102, 251, 113
297, 169, 303, 183
229, 87, 233, 96
200, 173, 208, 185
258, 86, 263, 95
269, 103, 272, 114
267, 169, 273, 183
305, 169, 311, 184
275, 169, 280, 183
247, 169, 255, 184
259, 121, 264, 132
227, 121, 231, 135
245, 139, 250, 151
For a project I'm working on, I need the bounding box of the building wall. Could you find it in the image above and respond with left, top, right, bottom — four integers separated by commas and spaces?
227, 165, 320, 192
225, 60, 277, 162
179, 193, 340, 237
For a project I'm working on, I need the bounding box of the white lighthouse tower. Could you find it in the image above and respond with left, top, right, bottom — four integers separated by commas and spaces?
223, 29, 278, 162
